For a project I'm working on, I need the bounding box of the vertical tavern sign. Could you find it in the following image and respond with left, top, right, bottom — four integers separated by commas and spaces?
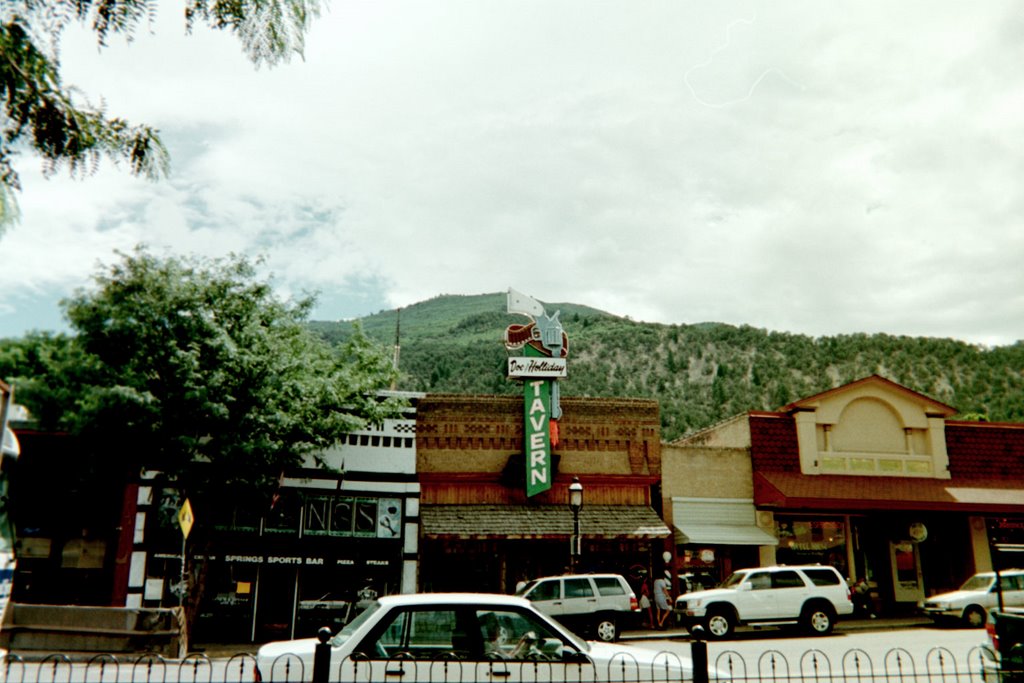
524, 379, 551, 496
505, 289, 568, 497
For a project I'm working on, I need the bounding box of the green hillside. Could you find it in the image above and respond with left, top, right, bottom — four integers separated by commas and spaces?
310, 293, 1024, 442
309, 293, 614, 346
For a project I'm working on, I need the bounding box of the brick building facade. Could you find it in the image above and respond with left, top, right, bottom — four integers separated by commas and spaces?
416, 394, 671, 594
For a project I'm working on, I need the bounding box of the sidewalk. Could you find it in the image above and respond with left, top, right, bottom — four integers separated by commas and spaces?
619, 615, 932, 641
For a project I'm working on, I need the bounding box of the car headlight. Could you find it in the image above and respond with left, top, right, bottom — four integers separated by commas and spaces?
687, 599, 702, 609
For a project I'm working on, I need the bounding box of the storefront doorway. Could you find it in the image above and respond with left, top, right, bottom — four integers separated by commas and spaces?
254, 563, 298, 642
889, 540, 924, 603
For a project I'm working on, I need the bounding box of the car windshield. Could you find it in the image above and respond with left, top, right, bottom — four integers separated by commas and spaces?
960, 575, 994, 592
329, 601, 382, 647
720, 571, 748, 588
567, 629, 589, 652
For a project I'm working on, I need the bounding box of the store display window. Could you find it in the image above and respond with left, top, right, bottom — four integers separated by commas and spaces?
775, 517, 848, 576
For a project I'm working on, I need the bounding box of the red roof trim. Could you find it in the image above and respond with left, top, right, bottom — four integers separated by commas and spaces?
753, 471, 1024, 513
945, 419, 1024, 430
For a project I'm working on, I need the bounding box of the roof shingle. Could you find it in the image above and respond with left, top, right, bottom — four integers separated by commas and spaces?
420, 504, 670, 539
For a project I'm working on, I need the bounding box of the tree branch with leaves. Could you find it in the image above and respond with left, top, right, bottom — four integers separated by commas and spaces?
0, 0, 323, 229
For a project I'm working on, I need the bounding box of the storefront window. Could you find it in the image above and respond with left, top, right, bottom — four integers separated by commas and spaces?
265, 492, 301, 536
193, 561, 258, 642
211, 504, 260, 535
150, 488, 185, 546
775, 517, 848, 577
296, 568, 356, 636
303, 496, 396, 538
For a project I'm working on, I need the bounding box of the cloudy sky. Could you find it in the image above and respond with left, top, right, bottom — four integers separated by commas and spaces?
1, 1, 1022, 346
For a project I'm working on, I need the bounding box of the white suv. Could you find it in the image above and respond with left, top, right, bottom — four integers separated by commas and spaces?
919, 569, 1024, 627
515, 573, 639, 642
675, 565, 853, 639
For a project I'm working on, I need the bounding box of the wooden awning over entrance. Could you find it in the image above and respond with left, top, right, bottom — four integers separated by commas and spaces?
420, 504, 671, 539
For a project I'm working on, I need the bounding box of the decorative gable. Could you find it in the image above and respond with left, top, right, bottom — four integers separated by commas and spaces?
781, 375, 956, 479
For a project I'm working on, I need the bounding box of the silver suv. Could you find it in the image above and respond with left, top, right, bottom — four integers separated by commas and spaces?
515, 573, 639, 642
675, 565, 853, 639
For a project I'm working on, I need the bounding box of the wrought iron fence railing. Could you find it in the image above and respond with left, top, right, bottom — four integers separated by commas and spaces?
0, 641, 1014, 683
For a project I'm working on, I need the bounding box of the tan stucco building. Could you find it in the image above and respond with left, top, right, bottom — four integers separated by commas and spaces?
663, 375, 1024, 614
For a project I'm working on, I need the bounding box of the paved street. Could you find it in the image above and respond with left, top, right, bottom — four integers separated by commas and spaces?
619, 614, 933, 641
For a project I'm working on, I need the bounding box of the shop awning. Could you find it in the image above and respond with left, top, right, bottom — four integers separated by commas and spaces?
672, 498, 778, 546
420, 504, 670, 539
755, 471, 1024, 513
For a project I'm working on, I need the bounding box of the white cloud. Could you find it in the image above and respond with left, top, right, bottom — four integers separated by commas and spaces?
1, 0, 1022, 346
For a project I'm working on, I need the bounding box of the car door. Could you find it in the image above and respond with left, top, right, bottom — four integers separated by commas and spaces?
770, 569, 810, 619
1002, 573, 1024, 609
345, 606, 480, 682
523, 578, 566, 618
591, 576, 630, 614
558, 577, 598, 634
562, 577, 598, 615
739, 571, 778, 620
470, 607, 595, 683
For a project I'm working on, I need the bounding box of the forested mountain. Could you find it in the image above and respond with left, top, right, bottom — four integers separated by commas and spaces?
310, 293, 1024, 442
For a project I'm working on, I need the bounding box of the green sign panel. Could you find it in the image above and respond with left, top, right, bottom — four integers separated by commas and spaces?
505, 289, 565, 498
523, 378, 552, 497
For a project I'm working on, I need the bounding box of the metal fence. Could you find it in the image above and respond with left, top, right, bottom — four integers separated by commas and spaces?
708, 646, 1000, 683
0, 642, 1009, 683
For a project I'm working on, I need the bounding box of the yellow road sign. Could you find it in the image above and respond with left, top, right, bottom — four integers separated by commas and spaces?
177, 499, 194, 540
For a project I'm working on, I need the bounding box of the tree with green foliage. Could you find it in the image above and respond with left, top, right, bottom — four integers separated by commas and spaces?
0, 0, 323, 228
2, 248, 403, 517
1, 248, 402, 620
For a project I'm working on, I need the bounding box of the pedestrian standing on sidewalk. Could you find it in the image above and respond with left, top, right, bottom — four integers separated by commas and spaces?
639, 580, 654, 628
653, 571, 673, 629
852, 577, 876, 618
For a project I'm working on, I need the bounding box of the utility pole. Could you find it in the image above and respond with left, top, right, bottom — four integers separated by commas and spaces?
391, 308, 401, 390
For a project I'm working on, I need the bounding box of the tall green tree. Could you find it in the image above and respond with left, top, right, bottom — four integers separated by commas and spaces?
3, 249, 402, 622
0, 0, 323, 229
5, 248, 402, 503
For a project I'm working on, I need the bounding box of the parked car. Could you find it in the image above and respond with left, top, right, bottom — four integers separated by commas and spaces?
674, 564, 854, 640
981, 608, 1024, 683
515, 573, 639, 642
256, 592, 725, 683
919, 569, 1024, 628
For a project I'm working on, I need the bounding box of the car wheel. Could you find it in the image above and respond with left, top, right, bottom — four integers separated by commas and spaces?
801, 603, 835, 635
704, 608, 735, 640
963, 605, 987, 628
594, 615, 618, 642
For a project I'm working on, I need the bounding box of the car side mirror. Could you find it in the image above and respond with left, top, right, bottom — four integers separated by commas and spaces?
738, 583, 752, 592
539, 638, 563, 657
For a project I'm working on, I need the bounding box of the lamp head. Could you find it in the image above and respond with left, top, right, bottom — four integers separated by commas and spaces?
568, 476, 583, 511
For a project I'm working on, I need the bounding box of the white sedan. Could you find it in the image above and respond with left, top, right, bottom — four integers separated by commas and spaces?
256, 593, 725, 682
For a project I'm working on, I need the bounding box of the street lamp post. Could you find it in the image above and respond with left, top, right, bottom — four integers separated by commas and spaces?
568, 476, 583, 572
